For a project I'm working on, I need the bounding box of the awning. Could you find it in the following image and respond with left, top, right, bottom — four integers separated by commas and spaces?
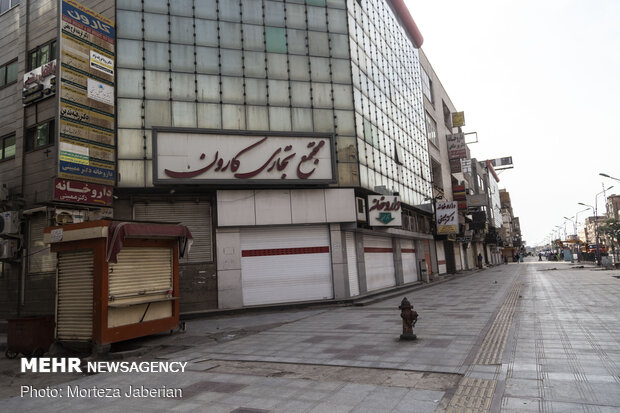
106, 221, 193, 263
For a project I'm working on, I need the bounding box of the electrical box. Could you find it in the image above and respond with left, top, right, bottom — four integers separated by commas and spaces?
0, 211, 20, 235
0, 239, 18, 259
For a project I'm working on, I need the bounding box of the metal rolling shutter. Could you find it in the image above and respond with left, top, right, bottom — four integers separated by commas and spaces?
108, 247, 172, 302
56, 250, 93, 341
345, 232, 359, 296
401, 239, 417, 283
364, 236, 395, 291
134, 201, 212, 263
240, 226, 333, 306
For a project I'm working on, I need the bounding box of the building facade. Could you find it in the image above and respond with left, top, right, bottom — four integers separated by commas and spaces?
1, 0, 440, 319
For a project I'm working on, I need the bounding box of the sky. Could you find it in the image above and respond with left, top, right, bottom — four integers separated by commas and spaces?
406, 0, 620, 247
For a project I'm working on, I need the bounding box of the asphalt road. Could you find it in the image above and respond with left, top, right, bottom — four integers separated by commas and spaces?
2, 258, 619, 412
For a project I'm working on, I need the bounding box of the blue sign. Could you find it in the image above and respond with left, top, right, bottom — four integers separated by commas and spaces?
61, 0, 115, 40
59, 160, 115, 184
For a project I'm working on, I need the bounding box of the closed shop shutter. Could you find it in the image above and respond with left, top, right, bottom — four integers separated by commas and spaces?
28, 213, 57, 273
240, 226, 333, 306
134, 201, 213, 263
345, 232, 359, 296
108, 247, 172, 303
401, 239, 417, 283
56, 250, 93, 341
364, 236, 395, 291
436, 241, 447, 274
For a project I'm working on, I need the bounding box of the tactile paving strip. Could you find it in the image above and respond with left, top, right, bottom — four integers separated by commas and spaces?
472, 281, 522, 365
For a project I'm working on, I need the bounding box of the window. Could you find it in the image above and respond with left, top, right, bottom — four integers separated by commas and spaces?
0, 0, 19, 14
421, 68, 433, 103
265, 27, 287, 54
28, 40, 57, 71
425, 112, 437, 146
442, 101, 452, 129
1, 133, 16, 160
26, 119, 55, 151
0, 59, 18, 88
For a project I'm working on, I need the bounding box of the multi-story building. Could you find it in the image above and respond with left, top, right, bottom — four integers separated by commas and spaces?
606, 194, 620, 220
417, 49, 461, 274
499, 189, 522, 260
1, 0, 439, 319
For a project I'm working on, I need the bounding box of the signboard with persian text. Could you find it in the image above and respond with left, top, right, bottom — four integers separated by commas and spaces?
436, 201, 458, 234
58, 0, 115, 186
154, 130, 335, 185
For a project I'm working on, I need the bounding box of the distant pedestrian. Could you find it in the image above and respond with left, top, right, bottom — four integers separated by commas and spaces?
538, 253, 542, 261
477, 253, 483, 269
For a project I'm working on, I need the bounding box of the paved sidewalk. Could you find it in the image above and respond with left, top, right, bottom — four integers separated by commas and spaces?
2, 260, 619, 412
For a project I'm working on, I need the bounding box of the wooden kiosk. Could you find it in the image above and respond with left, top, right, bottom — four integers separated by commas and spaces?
44, 220, 192, 345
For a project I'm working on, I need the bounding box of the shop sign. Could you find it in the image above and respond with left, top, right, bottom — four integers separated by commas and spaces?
54, 178, 113, 206
436, 201, 458, 234
452, 185, 467, 211
451, 111, 465, 128
447, 133, 466, 159
22, 60, 57, 105
488, 156, 513, 170
154, 131, 335, 184
58, 0, 115, 187
368, 195, 402, 226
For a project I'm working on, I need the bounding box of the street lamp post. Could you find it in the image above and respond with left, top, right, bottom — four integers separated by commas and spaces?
564, 208, 589, 262
600, 173, 620, 183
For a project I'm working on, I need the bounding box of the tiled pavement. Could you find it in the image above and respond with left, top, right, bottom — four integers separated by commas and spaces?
2, 260, 620, 412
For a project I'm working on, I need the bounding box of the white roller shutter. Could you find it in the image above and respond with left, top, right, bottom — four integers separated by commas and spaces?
56, 250, 93, 341
436, 241, 447, 274
345, 232, 359, 297
401, 239, 417, 284
364, 235, 395, 291
241, 226, 333, 306
134, 201, 212, 263
108, 247, 172, 304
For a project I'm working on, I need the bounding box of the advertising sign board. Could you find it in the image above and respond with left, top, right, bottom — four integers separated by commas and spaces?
436, 201, 458, 234
368, 195, 402, 226
58, 0, 115, 186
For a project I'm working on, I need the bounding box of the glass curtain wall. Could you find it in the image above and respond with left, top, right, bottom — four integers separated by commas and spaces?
347, 0, 432, 209
115, 0, 356, 188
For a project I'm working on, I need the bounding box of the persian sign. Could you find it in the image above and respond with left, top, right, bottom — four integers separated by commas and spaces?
368, 195, 402, 227
22, 60, 57, 105
54, 178, 113, 206
436, 201, 458, 234
58, 0, 115, 186
451, 111, 465, 128
447, 133, 466, 160
154, 131, 335, 184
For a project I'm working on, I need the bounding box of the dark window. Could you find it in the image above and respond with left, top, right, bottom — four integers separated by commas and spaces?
26, 119, 55, 151
421, 68, 433, 103
0, 59, 18, 88
425, 112, 438, 146
1, 133, 16, 160
0, 0, 19, 14
28, 40, 57, 71
442, 101, 452, 129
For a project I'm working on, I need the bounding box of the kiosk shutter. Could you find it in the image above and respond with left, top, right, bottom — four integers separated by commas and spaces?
57, 250, 93, 341
108, 247, 172, 301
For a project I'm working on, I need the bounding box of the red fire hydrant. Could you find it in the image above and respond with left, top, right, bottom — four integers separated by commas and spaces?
399, 297, 418, 340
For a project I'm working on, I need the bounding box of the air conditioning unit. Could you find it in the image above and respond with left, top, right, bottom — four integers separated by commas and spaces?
356, 197, 367, 222
0, 211, 20, 235
0, 239, 18, 259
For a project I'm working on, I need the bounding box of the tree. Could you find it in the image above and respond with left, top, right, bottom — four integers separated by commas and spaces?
599, 218, 620, 252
